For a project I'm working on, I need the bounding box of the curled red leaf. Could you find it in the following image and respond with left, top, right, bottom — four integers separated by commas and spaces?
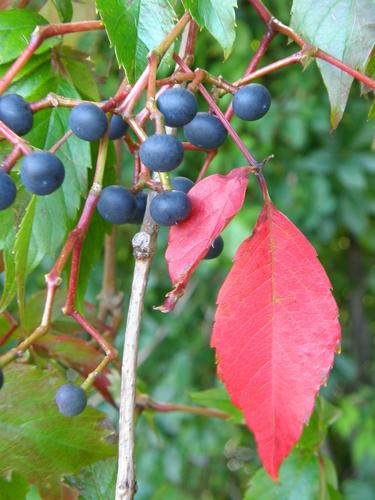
157, 167, 251, 312
211, 202, 341, 478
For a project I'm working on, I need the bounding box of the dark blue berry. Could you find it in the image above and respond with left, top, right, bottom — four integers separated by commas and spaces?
204, 235, 224, 260
108, 114, 129, 140
97, 185, 136, 224
0, 369, 4, 390
0, 170, 16, 210
129, 192, 147, 224
69, 103, 107, 141
150, 190, 192, 226
232, 83, 271, 121
0, 93, 33, 136
55, 383, 87, 416
20, 151, 65, 195
183, 112, 227, 149
157, 87, 198, 127
139, 134, 184, 172
170, 176, 194, 193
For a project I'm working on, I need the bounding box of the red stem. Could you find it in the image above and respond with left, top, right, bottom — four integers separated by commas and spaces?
0, 122, 31, 154
226, 28, 276, 120
1, 146, 23, 173
248, 0, 375, 91
0, 21, 103, 95
0, 311, 18, 347
235, 51, 303, 87
173, 54, 259, 168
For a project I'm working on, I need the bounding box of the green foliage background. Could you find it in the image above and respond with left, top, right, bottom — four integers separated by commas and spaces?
0, 0, 374, 498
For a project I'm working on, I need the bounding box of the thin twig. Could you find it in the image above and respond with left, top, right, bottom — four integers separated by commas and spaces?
136, 395, 229, 420
116, 194, 159, 500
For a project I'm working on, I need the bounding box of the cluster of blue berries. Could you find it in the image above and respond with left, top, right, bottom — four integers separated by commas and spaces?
0, 83, 271, 415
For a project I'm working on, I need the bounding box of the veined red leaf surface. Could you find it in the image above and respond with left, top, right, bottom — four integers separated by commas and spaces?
158, 167, 250, 312
211, 202, 340, 478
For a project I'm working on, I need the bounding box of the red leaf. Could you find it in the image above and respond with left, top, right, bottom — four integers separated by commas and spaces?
211, 202, 340, 478
158, 167, 250, 312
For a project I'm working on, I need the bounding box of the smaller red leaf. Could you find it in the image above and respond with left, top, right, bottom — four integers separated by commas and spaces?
157, 167, 250, 312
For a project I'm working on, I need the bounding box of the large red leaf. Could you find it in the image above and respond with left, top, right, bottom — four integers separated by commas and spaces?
158, 167, 250, 312
211, 202, 340, 478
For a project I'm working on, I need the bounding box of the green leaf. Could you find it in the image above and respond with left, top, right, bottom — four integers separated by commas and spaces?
0, 364, 116, 497
244, 449, 320, 500
0, 188, 31, 313
58, 46, 100, 101
190, 386, 244, 423
298, 397, 341, 451
9, 290, 81, 341
96, 0, 177, 81
0, 10, 60, 65
27, 77, 92, 273
0, 248, 16, 314
52, 0, 73, 23
14, 196, 36, 325
0, 52, 51, 84
66, 458, 117, 499
182, 0, 238, 58
0, 472, 29, 500
291, 0, 375, 128
1, 68, 91, 310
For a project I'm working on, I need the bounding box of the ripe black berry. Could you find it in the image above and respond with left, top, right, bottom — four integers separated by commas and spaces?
55, 383, 87, 416
170, 176, 194, 193
97, 185, 136, 224
108, 114, 129, 140
0, 93, 33, 136
129, 192, 147, 224
204, 235, 224, 260
20, 151, 65, 195
0, 170, 16, 210
0, 369, 4, 390
157, 87, 198, 127
69, 103, 107, 141
183, 112, 227, 149
232, 83, 271, 121
150, 190, 192, 226
139, 134, 184, 172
